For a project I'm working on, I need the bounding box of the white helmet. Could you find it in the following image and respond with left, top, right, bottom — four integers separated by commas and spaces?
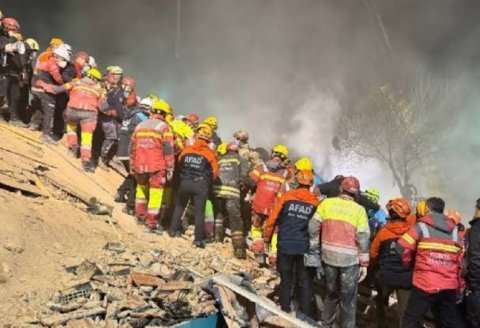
53, 43, 72, 61
139, 97, 154, 109
88, 55, 96, 67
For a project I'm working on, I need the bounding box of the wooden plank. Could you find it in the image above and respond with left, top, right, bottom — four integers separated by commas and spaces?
0, 172, 46, 197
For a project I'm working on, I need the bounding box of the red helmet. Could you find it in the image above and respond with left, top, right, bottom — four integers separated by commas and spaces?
3, 18, 20, 32
226, 142, 239, 152
185, 113, 199, 125
121, 76, 136, 89
296, 170, 314, 187
386, 198, 411, 219
74, 51, 89, 61
340, 176, 360, 194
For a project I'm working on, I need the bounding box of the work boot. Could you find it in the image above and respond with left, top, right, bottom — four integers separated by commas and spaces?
114, 191, 127, 203
144, 225, 163, 235
82, 160, 95, 173
97, 158, 110, 171
68, 146, 79, 158
122, 207, 135, 216
193, 240, 206, 249
233, 248, 247, 260
168, 230, 182, 238
9, 120, 28, 128
41, 134, 59, 145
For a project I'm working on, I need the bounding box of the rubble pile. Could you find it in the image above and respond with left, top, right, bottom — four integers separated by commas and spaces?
22, 235, 282, 328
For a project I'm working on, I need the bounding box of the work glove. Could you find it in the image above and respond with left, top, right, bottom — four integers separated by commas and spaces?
267, 253, 277, 268
358, 266, 368, 282
250, 239, 265, 254
166, 170, 174, 182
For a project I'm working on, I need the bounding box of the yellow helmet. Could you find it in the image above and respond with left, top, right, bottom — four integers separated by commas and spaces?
295, 157, 313, 171
203, 116, 218, 129
146, 94, 160, 102
272, 144, 288, 159
365, 188, 380, 203
86, 68, 102, 81
197, 123, 213, 141
50, 38, 64, 47
416, 199, 428, 217
152, 99, 173, 115
25, 38, 40, 51
217, 142, 228, 156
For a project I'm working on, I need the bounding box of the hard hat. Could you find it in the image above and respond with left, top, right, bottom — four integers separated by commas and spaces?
53, 43, 72, 61
3, 18, 20, 32
25, 38, 39, 51
185, 113, 200, 125
296, 170, 314, 187
365, 188, 380, 203
295, 157, 314, 171
139, 97, 154, 109
152, 99, 172, 115
74, 51, 89, 61
386, 198, 411, 219
106, 65, 123, 75
217, 143, 228, 156
340, 176, 360, 194
227, 142, 239, 153
121, 76, 136, 89
234, 130, 249, 142
11, 32, 23, 41
50, 38, 64, 47
446, 209, 461, 225
272, 144, 288, 159
88, 56, 96, 67
416, 200, 427, 217
203, 116, 218, 129
197, 123, 213, 141
86, 68, 102, 81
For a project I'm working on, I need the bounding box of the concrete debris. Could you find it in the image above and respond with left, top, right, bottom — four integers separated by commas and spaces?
29, 241, 285, 327
3, 241, 25, 253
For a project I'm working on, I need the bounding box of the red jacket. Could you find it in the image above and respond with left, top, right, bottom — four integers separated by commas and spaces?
33, 57, 63, 91
398, 213, 464, 293
250, 162, 291, 215
60, 78, 106, 112
130, 115, 175, 174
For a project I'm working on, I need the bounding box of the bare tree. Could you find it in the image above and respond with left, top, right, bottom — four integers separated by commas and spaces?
334, 68, 458, 199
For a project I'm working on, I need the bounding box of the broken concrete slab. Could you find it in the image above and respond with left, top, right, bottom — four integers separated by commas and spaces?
75, 260, 102, 280
39, 307, 106, 326
130, 272, 165, 287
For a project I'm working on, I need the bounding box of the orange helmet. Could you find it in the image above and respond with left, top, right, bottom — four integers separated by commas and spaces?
446, 209, 461, 225
3, 18, 20, 32
74, 51, 89, 61
185, 113, 200, 126
295, 170, 314, 187
386, 198, 412, 219
226, 142, 239, 152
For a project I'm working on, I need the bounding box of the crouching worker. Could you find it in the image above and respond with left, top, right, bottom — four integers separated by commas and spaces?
51, 68, 106, 172
264, 170, 320, 316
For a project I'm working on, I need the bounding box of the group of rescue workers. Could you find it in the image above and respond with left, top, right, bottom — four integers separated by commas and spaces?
1, 12, 480, 328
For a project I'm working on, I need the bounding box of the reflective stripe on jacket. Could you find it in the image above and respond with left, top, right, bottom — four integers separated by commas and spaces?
316, 195, 370, 267
213, 153, 249, 199
64, 78, 106, 112
398, 213, 464, 294
250, 163, 289, 215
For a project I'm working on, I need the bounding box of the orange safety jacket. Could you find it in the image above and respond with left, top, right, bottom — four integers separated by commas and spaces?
61, 77, 106, 112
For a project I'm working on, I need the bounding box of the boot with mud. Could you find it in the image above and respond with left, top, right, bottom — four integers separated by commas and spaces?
82, 160, 95, 173
214, 217, 225, 242
9, 120, 28, 128
98, 157, 110, 171
114, 191, 127, 203
68, 146, 79, 158
234, 247, 247, 260
41, 134, 59, 145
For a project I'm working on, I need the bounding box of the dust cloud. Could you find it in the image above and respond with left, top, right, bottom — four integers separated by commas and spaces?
3, 0, 480, 216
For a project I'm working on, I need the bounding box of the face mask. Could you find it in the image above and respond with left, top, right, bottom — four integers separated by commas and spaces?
58, 60, 67, 68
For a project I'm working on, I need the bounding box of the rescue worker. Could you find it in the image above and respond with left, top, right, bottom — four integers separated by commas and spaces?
293, 156, 322, 196
72, 51, 89, 79
30, 43, 71, 143
130, 97, 175, 233
202, 116, 221, 148
398, 197, 464, 328
18, 38, 39, 124
315, 176, 370, 328
185, 113, 199, 129
51, 68, 106, 172
264, 170, 320, 316
36, 38, 63, 65
406, 199, 427, 226
169, 114, 194, 155
248, 144, 292, 264
364, 187, 388, 235
0, 18, 26, 125
213, 142, 250, 259
233, 129, 250, 160
370, 198, 413, 328
168, 123, 218, 248
466, 198, 480, 327
114, 97, 150, 214
98, 67, 124, 170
